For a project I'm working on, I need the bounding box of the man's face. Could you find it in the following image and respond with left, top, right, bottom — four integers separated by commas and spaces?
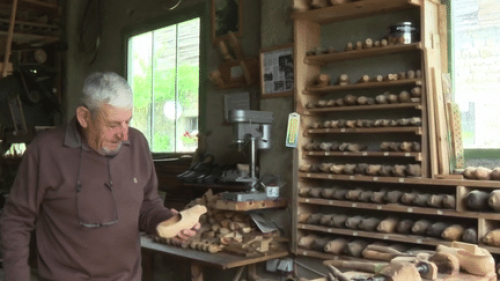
84, 104, 132, 156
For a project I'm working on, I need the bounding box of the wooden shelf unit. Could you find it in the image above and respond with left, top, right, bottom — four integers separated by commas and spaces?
306, 126, 422, 135
304, 42, 422, 65
303, 102, 422, 115
291, 0, 420, 24
303, 79, 422, 96
304, 151, 422, 161
291, 0, 496, 263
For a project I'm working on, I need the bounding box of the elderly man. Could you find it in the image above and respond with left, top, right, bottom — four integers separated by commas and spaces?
0, 72, 198, 280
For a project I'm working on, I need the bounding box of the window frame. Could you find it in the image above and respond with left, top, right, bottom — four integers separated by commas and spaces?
122, 2, 207, 158
446, 1, 500, 163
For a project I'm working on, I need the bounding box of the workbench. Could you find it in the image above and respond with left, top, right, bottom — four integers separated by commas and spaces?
140, 235, 289, 281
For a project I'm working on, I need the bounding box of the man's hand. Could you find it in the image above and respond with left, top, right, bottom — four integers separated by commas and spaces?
167, 208, 201, 245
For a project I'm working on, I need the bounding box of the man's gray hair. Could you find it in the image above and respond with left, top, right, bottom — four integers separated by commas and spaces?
80, 72, 133, 114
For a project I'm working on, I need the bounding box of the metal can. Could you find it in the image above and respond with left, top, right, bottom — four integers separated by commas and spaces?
388, 22, 418, 44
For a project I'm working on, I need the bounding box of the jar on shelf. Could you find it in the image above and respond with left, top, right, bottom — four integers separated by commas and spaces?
388, 22, 419, 44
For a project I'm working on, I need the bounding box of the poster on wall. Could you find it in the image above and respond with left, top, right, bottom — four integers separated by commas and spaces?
260, 44, 294, 98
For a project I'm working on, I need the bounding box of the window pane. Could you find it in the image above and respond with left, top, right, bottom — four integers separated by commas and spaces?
127, 18, 200, 153
176, 18, 200, 152
452, 0, 500, 148
128, 32, 153, 143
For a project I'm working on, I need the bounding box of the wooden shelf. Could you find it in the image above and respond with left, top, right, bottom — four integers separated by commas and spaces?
298, 197, 500, 221
215, 198, 287, 211
304, 151, 422, 161
304, 79, 422, 96
307, 126, 422, 135
305, 43, 422, 65
0, 30, 59, 46
298, 172, 500, 188
291, 0, 420, 24
298, 223, 453, 247
302, 103, 422, 115
0, 0, 60, 17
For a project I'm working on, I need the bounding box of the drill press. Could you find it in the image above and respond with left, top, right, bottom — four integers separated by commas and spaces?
221, 109, 273, 201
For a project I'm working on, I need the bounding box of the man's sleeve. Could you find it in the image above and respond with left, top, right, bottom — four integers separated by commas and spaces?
138, 139, 174, 235
0, 145, 43, 281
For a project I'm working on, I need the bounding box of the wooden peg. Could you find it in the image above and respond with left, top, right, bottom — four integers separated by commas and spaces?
359, 217, 381, 231
413, 193, 430, 206
319, 214, 335, 225
488, 190, 500, 211
412, 219, 432, 235
462, 227, 478, 244
311, 237, 331, 252
371, 191, 386, 203
427, 194, 444, 208
362, 38, 373, 49
324, 238, 348, 254
336, 74, 350, 86
426, 222, 450, 238
308, 187, 323, 198
307, 213, 324, 224
358, 190, 374, 202
466, 190, 489, 210
345, 215, 364, 229
344, 240, 369, 257
321, 187, 337, 199
345, 42, 354, 51
411, 87, 422, 97
398, 91, 411, 103
401, 192, 418, 205
396, 219, 414, 234
384, 190, 403, 204
441, 224, 465, 241
298, 235, 320, 249
344, 94, 357, 105
442, 194, 456, 209
357, 74, 370, 83
332, 214, 348, 228
377, 217, 399, 233
346, 188, 364, 201
332, 189, 348, 200
316, 73, 331, 88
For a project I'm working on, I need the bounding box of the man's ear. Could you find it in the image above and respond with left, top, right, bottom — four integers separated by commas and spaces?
76, 106, 91, 128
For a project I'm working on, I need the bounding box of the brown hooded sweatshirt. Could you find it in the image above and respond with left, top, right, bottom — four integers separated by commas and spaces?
0, 118, 173, 280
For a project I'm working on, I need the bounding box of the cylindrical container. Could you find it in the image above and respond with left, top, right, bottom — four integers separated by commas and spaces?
388, 22, 418, 44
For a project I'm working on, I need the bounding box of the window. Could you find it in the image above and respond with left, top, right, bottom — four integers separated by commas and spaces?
125, 5, 206, 154
450, 0, 500, 150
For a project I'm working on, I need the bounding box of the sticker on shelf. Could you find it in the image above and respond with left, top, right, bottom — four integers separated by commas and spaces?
373, 177, 379, 181
377, 206, 382, 210
341, 128, 346, 132
286, 112, 300, 148
383, 235, 389, 240
328, 175, 333, 179
437, 210, 443, 215
305, 199, 310, 203
362, 152, 368, 156
407, 208, 413, 213
384, 152, 389, 156
405, 153, 410, 157
353, 231, 358, 236
417, 239, 422, 244
349, 176, 354, 180
352, 203, 357, 207
399, 178, 405, 183
325, 152, 331, 156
